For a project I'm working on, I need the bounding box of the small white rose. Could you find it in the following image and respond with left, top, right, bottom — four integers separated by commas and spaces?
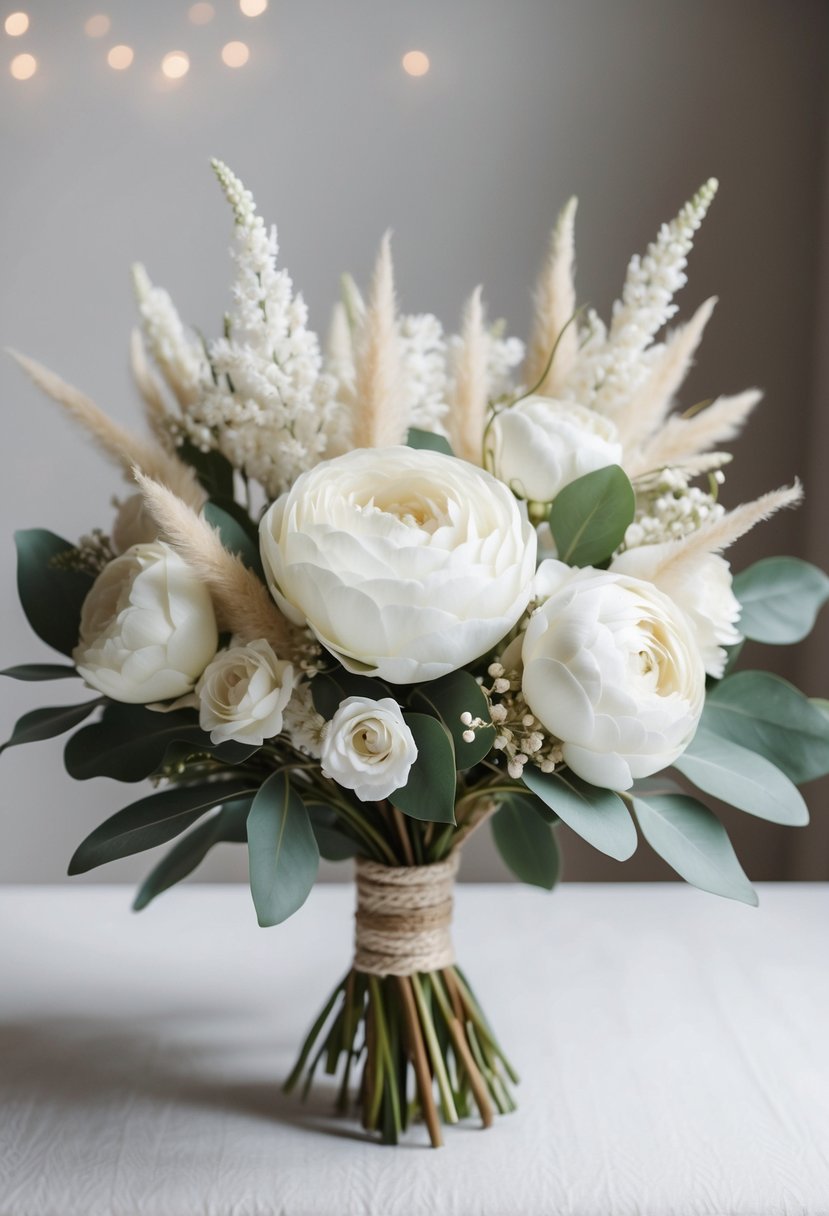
73, 541, 218, 704
196, 639, 295, 746
490, 396, 622, 503
111, 493, 159, 554
320, 696, 418, 802
260, 446, 537, 684
521, 560, 705, 790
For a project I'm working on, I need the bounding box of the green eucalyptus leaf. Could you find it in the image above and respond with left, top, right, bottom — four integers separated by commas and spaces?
703, 671, 829, 784
522, 767, 637, 860
632, 793, 758, 906
132, 798, 252, 911
1, 699, 102, 755
389, 713, 457, 823
675, 729, 809, 826
0, 663, 79, 681
410, 669, 495, 768
310, 670, 391, 721
69, 777, 257, 874
247, 771, 319, 927
15, 529, 94, 656
549, 465, 635, 567
203, 500, 263, 576
177, 442, 235, 498
491, 795, 560, 889
406, 428, 454, 456
733, 557, 829, 644
305, 800, 360, 861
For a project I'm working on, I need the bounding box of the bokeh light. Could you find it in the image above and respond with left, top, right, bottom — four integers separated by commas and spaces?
4, 12, 29, 36
107, 44, 134, 70
188, 3, 214, 24
161, 50, 190, 80
10, 52, 36, 80
221, 40, 249, 68
84, 14, 111, 38
239, 0, 267, 16
402, 50, 430, 77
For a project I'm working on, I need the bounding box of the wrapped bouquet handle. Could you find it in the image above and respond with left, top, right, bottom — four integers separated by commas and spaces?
354, 855, 459, 976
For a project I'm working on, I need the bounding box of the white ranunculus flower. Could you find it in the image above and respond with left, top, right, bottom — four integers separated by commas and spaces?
111, 493, 159, 554
321, 696, 418, 802
490, 396, 622, 503
259, 446, 537, 684
196, 639, 295, 746
610, 546, 742, 679
73, 541, 218, 704
521, 560, 705, 790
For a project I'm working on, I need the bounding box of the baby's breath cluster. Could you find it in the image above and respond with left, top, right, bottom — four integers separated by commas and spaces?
51, 530, 116, 577
479, 659, 563, 780
623, 466, 725, 550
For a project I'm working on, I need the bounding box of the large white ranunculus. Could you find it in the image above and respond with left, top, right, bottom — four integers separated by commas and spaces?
610, 545, 742, 678
521, 560, 705, 790
196, 639, 295, 746
490, 396, 622, 503
259, 446, 537, 683
321, 696, 418, 802
73, 541, 218, 704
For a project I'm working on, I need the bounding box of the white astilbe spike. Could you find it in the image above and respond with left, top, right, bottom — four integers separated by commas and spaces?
616, 296, 717, 450
134, 471, 294, 654
448, 287, 489, 464
524, 197, 578, 395
130, 328, 174, 450
10, 351, 206, 511
628, 389, 761, 478
132, 263, 206, 409
351, 232, 405, 448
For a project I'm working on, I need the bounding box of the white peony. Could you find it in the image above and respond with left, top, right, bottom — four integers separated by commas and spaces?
321, 696, 418, 802
73, 541, 218, 704
490, 396, 622, 503
611, 546, 741, 678
521, 560, 705, 790
259, 446, 537, 684
196, 639, 294, 746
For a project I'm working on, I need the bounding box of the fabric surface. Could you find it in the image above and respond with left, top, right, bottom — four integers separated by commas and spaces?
0, 882, 827, 1216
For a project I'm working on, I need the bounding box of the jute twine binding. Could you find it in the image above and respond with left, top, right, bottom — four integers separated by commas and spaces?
354, 853, 460, 976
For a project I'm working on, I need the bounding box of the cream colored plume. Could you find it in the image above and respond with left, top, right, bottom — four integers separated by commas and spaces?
628, 389, 761, 478
616, 296, 717, 451
351, 233, 406, 448
10, 350, 206, 511
130, 328, 174, 450
447, 287, 489, 464
524, 197, 579, 395
133, 471, 294, 654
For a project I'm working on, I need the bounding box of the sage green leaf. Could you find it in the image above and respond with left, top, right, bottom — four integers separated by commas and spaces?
491, 795, 560, 889
406, 428, 454, 456
812, 698, 829, 722
410, 669, 495, 768
177, 441, 234, 498
389, 713, 457, 823
247, 771, 319, 927
703, 671, 829, 783
733, 557, 829, 644
203, 500, 263, 576
15, 529, 94, 656
311, 670, 391, 721
305, 800, 360, 861
675, 730, 809, 826
549, 465, 635, 567
132, 798, 252, 911
522, 767, 637, 860
632, 793, 758, 906
0, 664, 79, 681
1, 699, 102, 755
69, 777, 258, 874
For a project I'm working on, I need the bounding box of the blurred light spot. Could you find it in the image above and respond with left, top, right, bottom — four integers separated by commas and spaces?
188, 2, 214, 24
221, 40, 249, 67
161, 50, 190, 79
84, 14, 110, 38
239, 0, 267, 15
10, 51, 36, 79
402, 50, 429, 77
107, 43, 133, 70
4, 11, 29, 36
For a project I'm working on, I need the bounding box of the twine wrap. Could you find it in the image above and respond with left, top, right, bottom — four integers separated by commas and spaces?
354, 853, 460, 976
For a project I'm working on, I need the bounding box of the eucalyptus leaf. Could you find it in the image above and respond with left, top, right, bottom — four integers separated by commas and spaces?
406, 428, 454, 456
69, 777, 258, 874
675, 729, 809, 826
703, 671, 829, 784
15, 529, 94, 656
0, 664, 79, 681
306, 800, 360, 861
549, 465, 635, 567
247, 771, 319, 926
522, 767, 637, 860
632, 793, 758, 906
1, 699, 102, 755
491, 796, 560, 889
733, 557, 829, 644
311, 670, 391, 721
177, 442, 235, 498
203, 500, 263, 576
410, 669, 495, 768
389, 713, 457, 823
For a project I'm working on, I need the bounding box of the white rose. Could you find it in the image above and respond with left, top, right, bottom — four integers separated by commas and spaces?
521, 560, 705, 790
260, 446, 537, 684
490, 396, 622, 503
73, 541, 218, 703
111, 493, 159, 554
196, 639, 295, 745
321, 696, 418, 802
610, 546, 741, 678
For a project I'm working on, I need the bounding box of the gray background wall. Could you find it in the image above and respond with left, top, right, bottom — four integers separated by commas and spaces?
1, 0, 827, 888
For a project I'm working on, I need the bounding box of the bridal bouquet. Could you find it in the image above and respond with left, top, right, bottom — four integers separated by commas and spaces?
4, 163, 828, 1147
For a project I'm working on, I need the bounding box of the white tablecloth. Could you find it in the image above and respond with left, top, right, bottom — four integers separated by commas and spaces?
1, 882, 827, 1216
